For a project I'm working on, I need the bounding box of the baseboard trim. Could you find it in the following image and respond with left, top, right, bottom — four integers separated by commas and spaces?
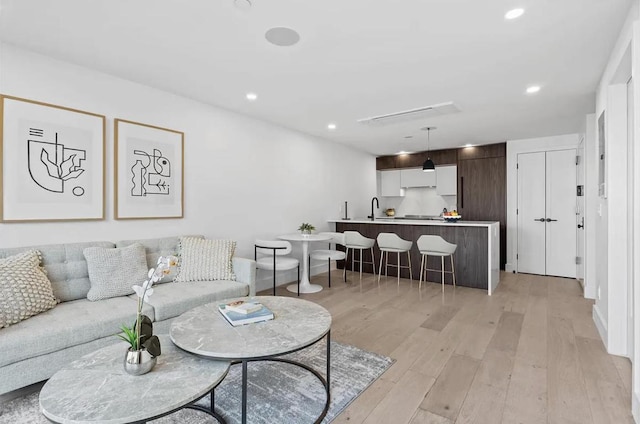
593, 304, 608, 348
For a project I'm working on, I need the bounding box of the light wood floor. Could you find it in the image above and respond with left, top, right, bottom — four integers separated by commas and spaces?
267, 270, 634, 424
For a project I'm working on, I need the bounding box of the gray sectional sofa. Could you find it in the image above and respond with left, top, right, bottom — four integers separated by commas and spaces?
0, 235, 256, 395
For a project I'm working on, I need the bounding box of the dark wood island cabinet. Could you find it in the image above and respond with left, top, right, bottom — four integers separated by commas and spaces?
330, 219, 500, 295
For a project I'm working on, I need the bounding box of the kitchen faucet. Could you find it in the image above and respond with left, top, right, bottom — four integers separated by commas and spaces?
369, 197, 379, 221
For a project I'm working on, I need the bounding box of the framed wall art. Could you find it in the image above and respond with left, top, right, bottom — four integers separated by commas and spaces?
114, 119, 184, 219
0, 95, 105, 222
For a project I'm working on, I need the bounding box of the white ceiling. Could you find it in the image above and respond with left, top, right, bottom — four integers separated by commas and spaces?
0, 0, 632, 155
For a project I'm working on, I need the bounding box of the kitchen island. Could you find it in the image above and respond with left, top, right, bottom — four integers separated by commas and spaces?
329, 218, 500, 295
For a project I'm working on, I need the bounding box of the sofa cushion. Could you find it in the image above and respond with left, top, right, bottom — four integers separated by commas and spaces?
176, 237, 236, 282
0, 296, 153, 368
136, 280, 249, 321
116, 235, 204, 284
0, 241, 115, 302
0, 250, 58, 328
84, 244, 148, 301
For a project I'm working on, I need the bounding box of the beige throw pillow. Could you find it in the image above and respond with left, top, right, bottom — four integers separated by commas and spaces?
84, 243, 148, 301
175, 237, 236, 282
0, 250, 58, 328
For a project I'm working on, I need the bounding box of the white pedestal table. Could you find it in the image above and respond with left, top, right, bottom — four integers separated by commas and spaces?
278, 233, 332, 294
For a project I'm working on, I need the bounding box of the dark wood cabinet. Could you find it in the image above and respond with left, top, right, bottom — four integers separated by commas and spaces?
376, 142, 506, 269
457, 148, 506, 268
376, 148, 457, 170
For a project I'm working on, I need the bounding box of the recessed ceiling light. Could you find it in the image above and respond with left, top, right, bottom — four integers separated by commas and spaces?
246, 92, 258, 101
526, 85, 541, 94
464, 144, 473, 148
265, 27, 301, 47
327, 123, 337, 130
505, 8, 524, 20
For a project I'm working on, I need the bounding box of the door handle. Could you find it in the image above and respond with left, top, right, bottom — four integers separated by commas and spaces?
578, 224, 584, 229
534, 218, 545, 222
546, 218, 558, 222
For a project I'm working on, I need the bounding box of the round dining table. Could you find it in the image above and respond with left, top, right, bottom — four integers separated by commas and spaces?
278, 233, 332, 293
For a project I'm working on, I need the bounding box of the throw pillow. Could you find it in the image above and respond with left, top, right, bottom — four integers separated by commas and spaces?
0, 250, 58, 328
175, 237, 236, 282
84, 243, 148, 301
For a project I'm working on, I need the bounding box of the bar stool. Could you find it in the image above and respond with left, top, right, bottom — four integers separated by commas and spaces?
376, 233, 413, 285
343, 231, 377, 282
255, 240, 300, 296
309, 232, 347, 287
416, 235, 457, 292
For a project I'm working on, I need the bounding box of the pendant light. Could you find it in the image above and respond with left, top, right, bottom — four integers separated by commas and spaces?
422, 126, 436, 172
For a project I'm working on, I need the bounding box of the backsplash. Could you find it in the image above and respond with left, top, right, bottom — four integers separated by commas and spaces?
381, 187, 457, 217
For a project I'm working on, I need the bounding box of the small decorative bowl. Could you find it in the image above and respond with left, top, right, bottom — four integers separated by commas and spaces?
444, 216, 462, 222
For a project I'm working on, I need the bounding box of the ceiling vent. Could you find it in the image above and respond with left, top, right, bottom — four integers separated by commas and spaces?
357, 102, 460, 127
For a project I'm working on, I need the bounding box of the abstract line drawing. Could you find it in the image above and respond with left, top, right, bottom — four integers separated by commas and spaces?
130, 148, 171, 197
27, 131, 86, 195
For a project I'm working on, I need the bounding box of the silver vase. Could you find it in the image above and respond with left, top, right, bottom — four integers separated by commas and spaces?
124, 348, 157, 376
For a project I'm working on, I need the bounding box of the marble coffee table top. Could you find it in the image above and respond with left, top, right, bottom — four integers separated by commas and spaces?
39, 335, 229, 424
170, 296, 332, 360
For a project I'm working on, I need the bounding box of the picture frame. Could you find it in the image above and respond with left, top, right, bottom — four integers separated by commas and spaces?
114, 119, 184, 219
0, 95, 105, 222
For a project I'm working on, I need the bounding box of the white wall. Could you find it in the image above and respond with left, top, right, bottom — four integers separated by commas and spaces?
0, 43, 376, 293
590, 1, 640, 420
584, 113, 597, 300
505, 133, 580, 273
591, 0, 638, 359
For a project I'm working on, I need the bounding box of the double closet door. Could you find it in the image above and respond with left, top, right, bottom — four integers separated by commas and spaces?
517, 149, 577, 278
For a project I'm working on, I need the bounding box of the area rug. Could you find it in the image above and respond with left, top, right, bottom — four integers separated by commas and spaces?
0, 340, 394, 424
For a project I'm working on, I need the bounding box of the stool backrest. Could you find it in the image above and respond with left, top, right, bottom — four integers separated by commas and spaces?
377, 232, 412, 250
344, 231, 375, 248
255, 240, 292, 256
319, 232, 346, 247
416, 235, 457, 254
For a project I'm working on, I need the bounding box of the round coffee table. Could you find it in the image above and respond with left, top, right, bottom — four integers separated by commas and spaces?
39, 335, 230, 424
170, 296, 332, 424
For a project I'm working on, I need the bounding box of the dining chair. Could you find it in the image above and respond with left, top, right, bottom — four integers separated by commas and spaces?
309, 232, 347, 287
376, 232, 413, 285
416, 235, 457, 292
255, 240, 300, 296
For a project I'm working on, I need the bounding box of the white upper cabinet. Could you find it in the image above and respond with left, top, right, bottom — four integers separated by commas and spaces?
436, 165, 457, 196
400, 168, 436, 188
379, 170, 405, 197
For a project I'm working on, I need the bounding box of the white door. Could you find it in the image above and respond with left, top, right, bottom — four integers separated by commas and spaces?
517, 152, 546, 274
517, 149, 577, 278
576, 138, 585, 284
546, 149, 577, 278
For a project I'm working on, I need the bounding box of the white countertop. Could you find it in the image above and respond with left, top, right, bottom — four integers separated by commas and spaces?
328, 218, 499, 227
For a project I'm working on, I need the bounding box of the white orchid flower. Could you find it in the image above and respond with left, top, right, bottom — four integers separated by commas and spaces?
132, 284, 154, 303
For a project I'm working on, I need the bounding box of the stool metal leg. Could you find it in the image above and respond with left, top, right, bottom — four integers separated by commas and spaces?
378, 250, 384, 283
397, 251, 400, 286
344, 247, 349, 282
419, 254, 425, 289
371, 247, 377, 277
441, 256, 445, 293
408, 251, 413, 282
328, 259, 331, 287
451, 254, 456, 287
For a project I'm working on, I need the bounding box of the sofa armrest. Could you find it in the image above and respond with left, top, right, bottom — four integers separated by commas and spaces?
233, 257, 256, 296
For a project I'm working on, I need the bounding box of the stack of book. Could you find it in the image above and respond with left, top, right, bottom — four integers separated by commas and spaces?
218, 300, 274, 327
